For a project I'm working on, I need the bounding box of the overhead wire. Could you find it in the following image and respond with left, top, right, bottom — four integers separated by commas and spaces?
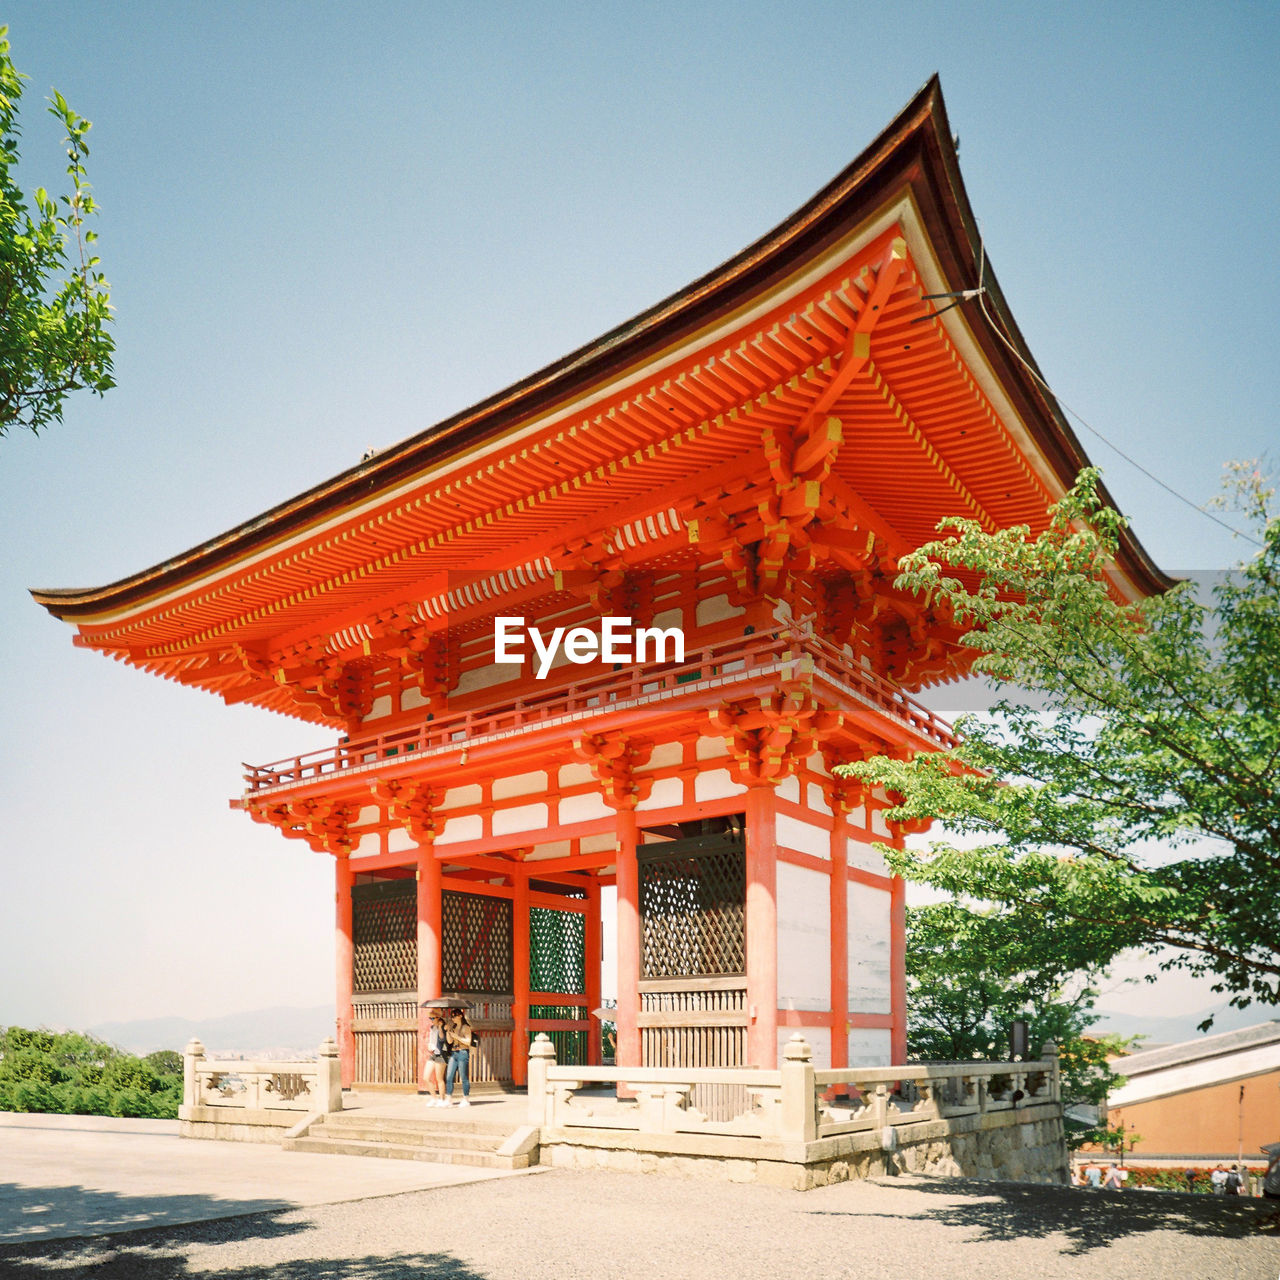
952, 239, 1264, 550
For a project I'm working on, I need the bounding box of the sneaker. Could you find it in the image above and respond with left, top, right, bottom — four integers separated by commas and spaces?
459, 1099, 471, 1107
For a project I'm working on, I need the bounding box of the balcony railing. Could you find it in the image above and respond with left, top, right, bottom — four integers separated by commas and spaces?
241, 621, 955, 796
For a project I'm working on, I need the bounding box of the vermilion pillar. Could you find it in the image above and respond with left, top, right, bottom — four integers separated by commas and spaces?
829, 805, 850, 1072
416, 843, 442, 1089
585, 874, 602, 1066
511, 868, 531, 1086
890, 868, 907, 1064
335, 853, 355, 1088
615, 806, 641, 1071
745, 784, 778, 1067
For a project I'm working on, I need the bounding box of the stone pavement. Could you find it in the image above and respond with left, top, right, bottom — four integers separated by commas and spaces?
0, 1113, 1276, 1279
0, 1111, 534, 1243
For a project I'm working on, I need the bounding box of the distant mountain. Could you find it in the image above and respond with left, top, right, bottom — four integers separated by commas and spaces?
1091, 1002, 1275, 1047
88, 1005, 336, 1056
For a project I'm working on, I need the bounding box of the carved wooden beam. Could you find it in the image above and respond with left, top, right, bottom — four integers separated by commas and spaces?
247, 797, 358, 854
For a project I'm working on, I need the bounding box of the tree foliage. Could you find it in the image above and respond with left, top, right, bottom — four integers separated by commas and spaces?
0, 1026, 181, 1118
839, 467, 1279, 1015
0, 25, 113, 437
904, 901, 1131, 1148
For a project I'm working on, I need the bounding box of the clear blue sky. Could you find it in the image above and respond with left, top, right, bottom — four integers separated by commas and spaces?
1, 2, 1276, 1032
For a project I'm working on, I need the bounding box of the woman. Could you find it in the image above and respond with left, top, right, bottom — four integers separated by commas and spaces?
443, 1007, 474, 1107
424, 1010, 450, 1108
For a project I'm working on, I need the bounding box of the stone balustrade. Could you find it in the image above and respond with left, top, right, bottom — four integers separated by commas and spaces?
528, 1032, 1059, 1145
179, 1037, 343, 1142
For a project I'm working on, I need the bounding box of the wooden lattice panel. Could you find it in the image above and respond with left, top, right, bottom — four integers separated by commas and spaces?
352, 880, 417, 994
530, 907, 586, 996
639, 837, 746, 979
442, 891, 513, 994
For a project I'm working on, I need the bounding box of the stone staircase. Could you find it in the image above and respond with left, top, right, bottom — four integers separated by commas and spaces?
284, 1111, 540, 1169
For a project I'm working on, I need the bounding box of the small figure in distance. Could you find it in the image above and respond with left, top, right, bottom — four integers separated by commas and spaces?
1073, 1164, 1089, 1188
1103, 1164, 1123, 1191
1184, 1167, 1197, 1194
1085, 1162, 1102, 1189
1211, 1164, 1229, 1195
1224, 1164, 1244, 1196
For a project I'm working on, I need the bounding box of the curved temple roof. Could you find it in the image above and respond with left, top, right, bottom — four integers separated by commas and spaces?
32, 76, 1173, 720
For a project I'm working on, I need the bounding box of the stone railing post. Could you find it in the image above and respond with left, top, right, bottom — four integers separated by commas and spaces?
780, 1034, 817, 1144
1039, 1041, 1060, 1102
318, 1037, 342, 1113
527, 1032, 555, 1126
182, 1037, 205, 1109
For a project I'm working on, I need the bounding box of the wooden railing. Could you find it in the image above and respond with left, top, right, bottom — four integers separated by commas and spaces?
527, 1032, 1060, 1144
181, 1037, 343, 1116
241, 622, 955, 795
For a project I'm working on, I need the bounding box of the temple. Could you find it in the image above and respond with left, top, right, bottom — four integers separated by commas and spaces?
33, 78, 1168, 1096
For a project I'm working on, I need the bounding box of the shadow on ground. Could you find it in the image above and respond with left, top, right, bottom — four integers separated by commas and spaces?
809, 1178, 1275, 1256
0, 1201, 487, 1279
0, 1181, 317, 1246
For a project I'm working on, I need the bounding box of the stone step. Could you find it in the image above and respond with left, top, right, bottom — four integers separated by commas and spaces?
310, 1122, 505, 1152
320, 1113, 514, 1140
285, 1134, 534, 1169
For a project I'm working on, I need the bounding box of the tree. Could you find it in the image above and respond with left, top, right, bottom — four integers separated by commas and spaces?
905, 901, 1131, 1148
0, 25, 113, 437
838, 467, 1279, 1017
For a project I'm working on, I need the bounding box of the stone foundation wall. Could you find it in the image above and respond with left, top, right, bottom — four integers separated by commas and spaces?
178, 1104, 300, 1144
540, 1102, 1069, 1191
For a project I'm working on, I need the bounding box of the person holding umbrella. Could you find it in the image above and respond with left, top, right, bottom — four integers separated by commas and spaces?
424, 1008, 450, 1107
443, 1006, 474, 1106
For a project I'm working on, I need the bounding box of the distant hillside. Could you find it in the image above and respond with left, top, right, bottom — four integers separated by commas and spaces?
1091, 1002, 1275, 1047
88, 1005, 335, 1056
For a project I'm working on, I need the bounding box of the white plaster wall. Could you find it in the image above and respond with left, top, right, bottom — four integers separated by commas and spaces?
387, 828, 415, 853
846, 837, 889, 878
436, 813, 483, 845
525, 840, 572, 861
806, 782, 832, 816
778, 1026, 832, 1069
491, 802, 549, 836
558, 762, 594, 787
401, 685, 428, 711
492, 769, 547, 800
637, 777, 684, 811
694, 768, 746, 801
454, 662, 519, 697
580, 832, 616, 854
696, 593, 744, 626
441, 784, 483, 810
355, 805, 380, 826
558, 792, 613, 824
777, 862, 831, 1011
644, 742, 684, 770
361, 695, 393, 722
848, 1028, 893, 1068
652, 607, 685, 631
847, 882, 892, 1014
353, 832, 380, 856
695, 737, 728, 760
776, 814, 829, 861
777, 774, 801, 803
870, 807, 891, 838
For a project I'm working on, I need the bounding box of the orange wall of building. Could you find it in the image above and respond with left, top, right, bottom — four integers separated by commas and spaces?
1110, 1069, 1280, 1159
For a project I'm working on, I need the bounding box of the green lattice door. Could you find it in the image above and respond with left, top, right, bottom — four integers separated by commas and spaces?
530, 906, 587, 1065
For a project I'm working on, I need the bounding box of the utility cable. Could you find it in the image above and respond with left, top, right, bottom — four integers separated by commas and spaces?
954, 240, 1265, 550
